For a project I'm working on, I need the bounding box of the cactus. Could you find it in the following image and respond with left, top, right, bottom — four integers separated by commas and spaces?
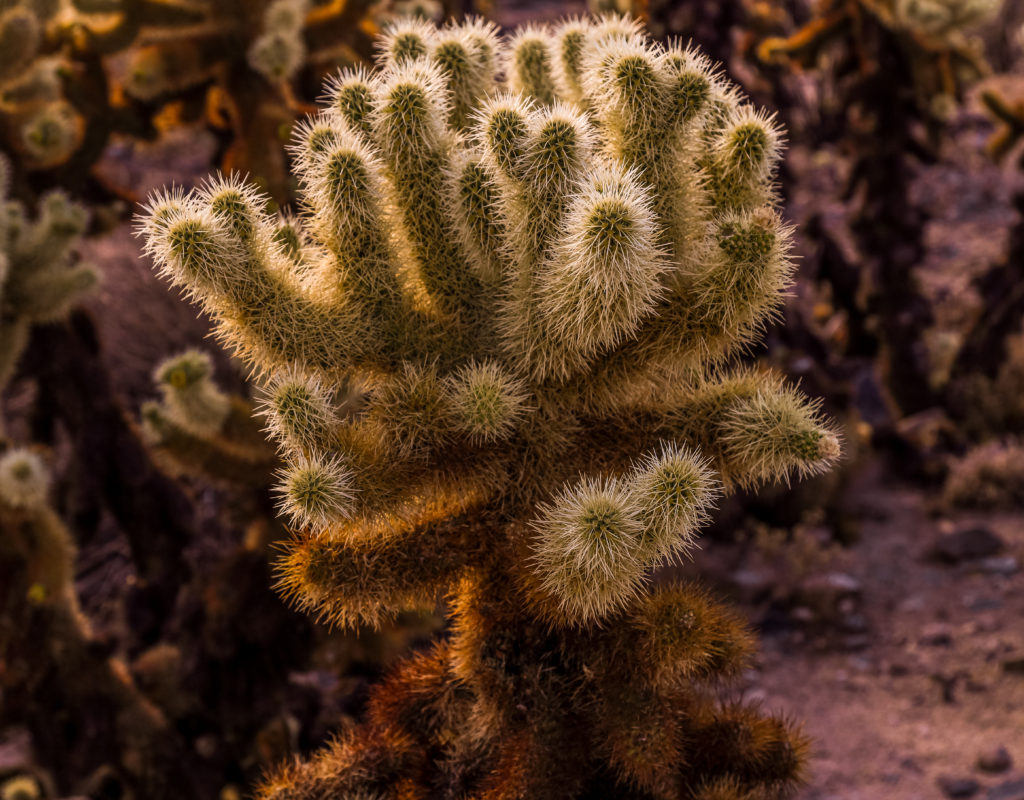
60, 0, 386, 201
757, 0, 996, 122
141, 348, 277, 484
0, 446, 82, 618
943, 437, 1024, 508
141, 16, 838, 797
0, 1, 85, 174
0, 439, 202, 799
0, 153, 96, 391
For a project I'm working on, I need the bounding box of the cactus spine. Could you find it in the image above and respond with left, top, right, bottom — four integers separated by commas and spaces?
142, 16, 838, 798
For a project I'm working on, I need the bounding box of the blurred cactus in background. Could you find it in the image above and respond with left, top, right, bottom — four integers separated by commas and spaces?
141, 348, 277, 485
0, 0, 402, 203
747, 0, 1002, 429
66, 0, 392, 201
0, 153, 96, 392
757, 0, 997, 118
0, 0, 80, 173
0, 442, 198, 800
142, 15, 839, 797
943, 436, 1024, 508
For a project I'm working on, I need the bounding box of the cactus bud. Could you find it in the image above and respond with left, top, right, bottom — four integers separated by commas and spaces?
447, 150, 504, 283
248, 31, 307, 83
507, 26, 557, 105
324, 68, 377, 139
154, 350, 231, 438
272, 213, 305, 263
198, 173, 267, 245
366, 361, 453, 459
629, 443, 718, 565
537, 163, 665, 375
522, 103, 594, 197
551, 18, 591, 103
147, 204, 237, 295
458, 17, 500, 84
530, 476, 646, 625
478, 92, 532, 179
0, 448, 50, 511
276, 454, 354, 533
378, 17, 433, 66
448, 360, 530, 444
661, 45, 714, 127
720, 385, 840, 487
373, 61, 449, 162
20, 102, 80, 166
261, 370, 338, 454
707, 107, 783, 211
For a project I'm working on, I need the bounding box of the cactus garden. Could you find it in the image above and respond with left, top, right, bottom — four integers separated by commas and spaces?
2, 2, 1024, 799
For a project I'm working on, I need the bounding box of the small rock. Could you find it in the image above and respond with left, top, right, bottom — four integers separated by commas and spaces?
841, 612, 870, 633
932, 527, 1005, 564
840, 633, 870, 651
901, 756, 923, 773
1003, 658, 1024, 675
989, 779, 1024, 800
938, 775, 981, 798
964, 595, 1004, 611
889, 662, 911, 677
795, 572, 863, 620
977, 746, 1013, 774
921, 622, 954, 646
730, 568, 774, 604
976, 556, 1020, 576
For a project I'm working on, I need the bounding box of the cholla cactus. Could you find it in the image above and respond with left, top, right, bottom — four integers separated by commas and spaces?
0, 154, 96, 390
758, 0, 995, 116
893, 0, 1000, 40
141, 349, 277, 484
944, 437, 1024, 508
0, 1, 83, 170
69, 0, 383, 200
0, 446, 80, 616
142, 16, 838, 797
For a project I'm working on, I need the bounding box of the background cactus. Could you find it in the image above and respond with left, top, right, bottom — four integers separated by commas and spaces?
0, 0, 81, 174
69, 0, 393, 201
141, 348, 277, 485
0, 154, 96, 392
142, 15, 839, 797
0, 441, 201, 800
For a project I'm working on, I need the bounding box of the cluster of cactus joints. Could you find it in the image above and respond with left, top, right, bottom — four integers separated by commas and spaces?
0, 444, 85, 622
0, 154, 97, 391
141, 349, 276, 485
72, 0, 383, 201
142, 15, 838, 798
757, 0, 995, 118
0, 0, 84, 171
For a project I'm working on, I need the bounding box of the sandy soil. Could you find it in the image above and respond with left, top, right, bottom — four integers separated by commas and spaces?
691, 457, 1024, 800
